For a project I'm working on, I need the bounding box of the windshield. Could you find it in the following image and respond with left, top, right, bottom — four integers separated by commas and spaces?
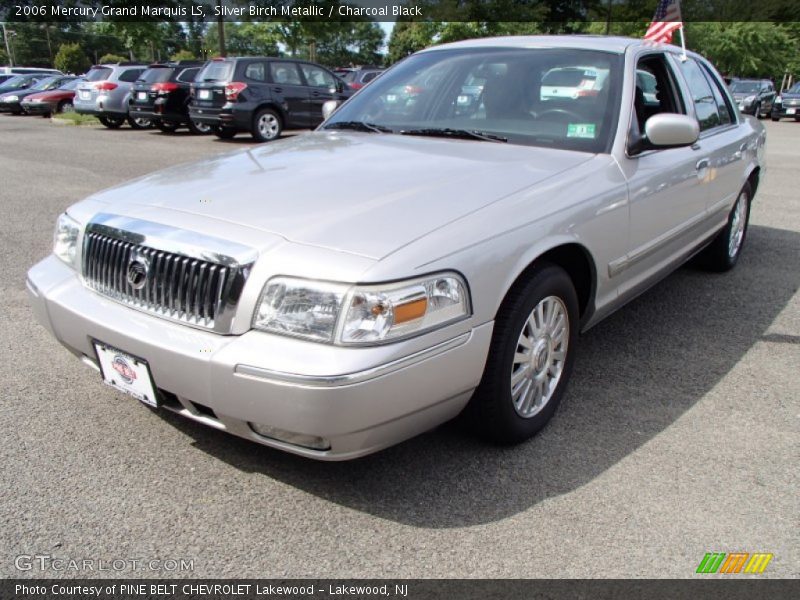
30, 76, 61, 91
729, 81, 760, 93
138, 67, 174, 83
2, 75, 29, 89
85, 68, 112, 82
59, 79, 83, 91
197, 61, 233, 82
787, 83, 800, 94
323, 47, 622, 153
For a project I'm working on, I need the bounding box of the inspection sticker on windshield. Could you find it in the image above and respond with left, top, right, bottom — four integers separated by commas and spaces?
567, 123, 596, 139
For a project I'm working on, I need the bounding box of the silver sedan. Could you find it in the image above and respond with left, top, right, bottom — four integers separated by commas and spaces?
27, 36, 765, 459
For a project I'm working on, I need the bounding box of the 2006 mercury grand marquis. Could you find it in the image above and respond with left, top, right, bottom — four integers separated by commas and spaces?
27, 37, 765, 459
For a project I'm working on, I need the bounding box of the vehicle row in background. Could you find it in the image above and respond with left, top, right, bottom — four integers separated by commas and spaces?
771, 81, 800, 121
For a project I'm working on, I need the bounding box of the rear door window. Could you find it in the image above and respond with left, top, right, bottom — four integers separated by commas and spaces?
245, 62, 267, 82
300, 64, 337, 89
269, 62, 302, 86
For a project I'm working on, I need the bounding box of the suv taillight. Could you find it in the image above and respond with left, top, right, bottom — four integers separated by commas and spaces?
94, 82, 118, 92
225, 82, 247, 101
152, 82, 179, 95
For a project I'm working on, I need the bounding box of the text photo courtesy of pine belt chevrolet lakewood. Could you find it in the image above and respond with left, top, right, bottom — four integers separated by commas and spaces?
27, 36, 765, 460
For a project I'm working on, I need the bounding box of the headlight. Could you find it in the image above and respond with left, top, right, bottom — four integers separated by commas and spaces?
744, 95, 756, 103
775, 96, 782, 104
253, 273, 470, 345
4, 95, 19, 102
53, 213, 80, 269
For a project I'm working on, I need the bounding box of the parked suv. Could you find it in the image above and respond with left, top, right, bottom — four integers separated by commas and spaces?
771, 81, 800, 121
74, 63, 152, 129
189, 57, 353, 142
728, 79, 776, 118
129, 61, 209, 134
341, 67, 384, 90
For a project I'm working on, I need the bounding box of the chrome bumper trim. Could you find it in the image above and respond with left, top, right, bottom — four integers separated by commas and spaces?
234, 332, 472, 387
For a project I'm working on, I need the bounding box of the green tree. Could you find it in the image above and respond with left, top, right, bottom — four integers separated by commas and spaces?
54, 43, 91, 75
98, 53, 128, 64
170, 50, 197, 62
387, 22, 440, 65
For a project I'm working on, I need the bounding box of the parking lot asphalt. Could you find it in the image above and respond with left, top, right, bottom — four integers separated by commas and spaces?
0, 116, 797, 579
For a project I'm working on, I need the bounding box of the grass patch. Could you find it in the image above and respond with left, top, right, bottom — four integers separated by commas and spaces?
52, 112, 100, 126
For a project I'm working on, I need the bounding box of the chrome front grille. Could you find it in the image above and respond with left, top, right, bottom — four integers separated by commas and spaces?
81, 215, 257, 333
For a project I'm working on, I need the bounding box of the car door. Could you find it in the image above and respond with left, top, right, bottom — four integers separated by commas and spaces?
677, 57, 747, 219
299, 63, 341, 126
613, 51, 712, 299
267, 61, 309, 128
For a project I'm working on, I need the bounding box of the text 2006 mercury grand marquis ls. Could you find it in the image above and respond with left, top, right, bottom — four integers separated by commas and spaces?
27, 37, 765, 459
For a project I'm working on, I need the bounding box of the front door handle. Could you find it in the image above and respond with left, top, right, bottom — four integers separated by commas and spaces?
273, 87, 283, 94
696, 158, 710, 171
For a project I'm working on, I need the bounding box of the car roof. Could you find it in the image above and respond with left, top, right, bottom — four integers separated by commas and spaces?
421, 35, 678, 55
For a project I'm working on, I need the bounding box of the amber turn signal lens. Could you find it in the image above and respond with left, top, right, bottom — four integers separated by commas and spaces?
393, 298, 427, 324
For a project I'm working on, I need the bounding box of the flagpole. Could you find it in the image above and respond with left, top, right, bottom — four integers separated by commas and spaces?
678, 24, 687, 61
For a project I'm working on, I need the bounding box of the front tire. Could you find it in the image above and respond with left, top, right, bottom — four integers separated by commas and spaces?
98, 115, 125, 129
466, 264, 579, 444
251, 108, 282, 142
697, 182, 752, 272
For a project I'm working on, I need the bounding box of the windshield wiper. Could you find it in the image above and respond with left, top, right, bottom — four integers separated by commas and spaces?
399, 128, 507, 143
324, 121, 393, 134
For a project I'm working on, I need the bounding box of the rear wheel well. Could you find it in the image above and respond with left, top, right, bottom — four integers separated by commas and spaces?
503, 244, 596, 324
254, 103, 285, 127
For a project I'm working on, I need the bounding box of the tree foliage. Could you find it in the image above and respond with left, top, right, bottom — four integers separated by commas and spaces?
54, 42, 90, 75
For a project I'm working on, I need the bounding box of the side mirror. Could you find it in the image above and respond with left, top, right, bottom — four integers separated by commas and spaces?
322, 100, 340, 121
645, 113, 699, 148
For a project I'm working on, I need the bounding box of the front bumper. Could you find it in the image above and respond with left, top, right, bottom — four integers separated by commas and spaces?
20, 101, 56, 114
27, 256, 492, 460
771, 104, 800, 119
0, 100, 22, 112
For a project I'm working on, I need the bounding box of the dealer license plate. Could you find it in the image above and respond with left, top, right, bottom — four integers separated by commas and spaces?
787, 108, 796, 115
198, 89, 211, 100
94, 342, 159, 407
80, 90, 90, 100
138, 91, 147, 100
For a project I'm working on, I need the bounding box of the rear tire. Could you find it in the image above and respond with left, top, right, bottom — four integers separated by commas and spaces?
127, 115, 152, 129
188, 120, 212, 135
57, 100, 73, 114
155, 120, 180, 134
251, 108, 282, 142
213, 126, 237, 140
98, 115, 125, 129
771, 116, 780, 121
465, 264, 579, 444
696, 181, 752, 272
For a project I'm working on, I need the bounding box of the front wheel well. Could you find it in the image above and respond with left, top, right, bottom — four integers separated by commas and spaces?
503, 244, 596, 324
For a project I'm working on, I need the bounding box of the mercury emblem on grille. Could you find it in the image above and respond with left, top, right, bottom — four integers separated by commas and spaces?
126, 253, 150, 290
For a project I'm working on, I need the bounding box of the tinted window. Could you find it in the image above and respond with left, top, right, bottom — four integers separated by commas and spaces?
326, 48, 623, 153
86, 68, 112, 82
301, 64, 336, 89
678, 59, 720, 131
197, 61, 234, 82
245, 62, 267, 82
177, 68, 200, 83
270, 62, 302, 85
362, 71, 380, 83
118, 69, 144, 83
729, 80, 760, 93
138, 67, 174, 83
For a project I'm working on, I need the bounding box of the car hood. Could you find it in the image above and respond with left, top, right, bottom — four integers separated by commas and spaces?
82, 131, 595, 259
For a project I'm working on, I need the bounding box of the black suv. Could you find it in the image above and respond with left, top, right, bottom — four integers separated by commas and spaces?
189, 57, 353, 142
728, 79, 776, 118
129, 61, 210, 134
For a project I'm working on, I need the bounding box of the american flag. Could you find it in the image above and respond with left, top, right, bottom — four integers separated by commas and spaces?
644, 0, 683, 44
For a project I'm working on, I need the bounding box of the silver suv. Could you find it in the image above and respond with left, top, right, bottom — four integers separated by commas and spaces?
74, 63, 152, 129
